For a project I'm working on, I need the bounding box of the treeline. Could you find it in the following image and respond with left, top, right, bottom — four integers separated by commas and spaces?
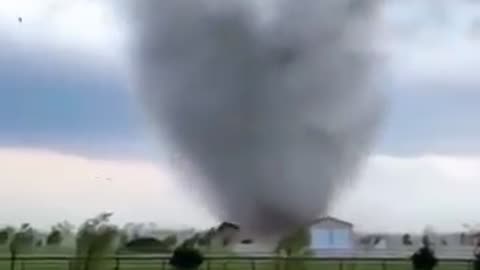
0, 213, 312, 270
0, 213, 245, 255
0, 213, 186, 255
0, 213, 185, 270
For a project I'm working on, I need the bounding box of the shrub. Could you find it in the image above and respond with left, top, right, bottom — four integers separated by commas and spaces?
46, 229, 63, 246
169, 246, 204, 270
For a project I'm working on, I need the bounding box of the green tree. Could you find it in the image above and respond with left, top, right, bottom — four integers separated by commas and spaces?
72, 212, 119, 270
162, 234, 178, 250
117, 230, 129, 250
181, 233, 201, 249
56, 221, 75, 236
46, 228, 63, 246
276, 227, 311, 256
275, 227, 311, 270
9, 225, 35, 270
197, 236, 208, 247
35, 239, 43, 247
402, 233, 413, 246
0, 227, 15, 245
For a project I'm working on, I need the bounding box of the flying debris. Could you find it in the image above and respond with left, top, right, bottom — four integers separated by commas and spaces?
94, 176, 112, 182
18, 17, 22, 23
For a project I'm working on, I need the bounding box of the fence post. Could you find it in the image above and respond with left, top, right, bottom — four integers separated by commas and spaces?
10, 253, 16, 270
114, 257, 120, 270
5, 255, 478, 270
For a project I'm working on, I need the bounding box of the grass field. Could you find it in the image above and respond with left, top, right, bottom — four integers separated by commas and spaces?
0, 257, 473, 270
0, 245, 474, 270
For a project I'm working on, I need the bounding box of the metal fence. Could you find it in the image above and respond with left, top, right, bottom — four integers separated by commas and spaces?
309, 248, 479, 259
0, 255, 476, 270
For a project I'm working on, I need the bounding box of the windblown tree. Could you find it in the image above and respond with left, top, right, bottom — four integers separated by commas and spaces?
403, 234, 413, 246
275, 227, 311, 270
130, 223, 145, 240
460, 233, 467, 246
43, 221, 76, 253
56, 221, 75, 236
163, 234, 178, 249
117, 230, 129, 250
122, 223, 138, 240
177, 227, 228, 254
0, 230, 8, 245
359, 234, 382, 250
72, 213, 119, 270
197, 228, 215, 248
181, 233, 201, 249
46, 227, 63, 246
0, 227, 15, 245
46, 220, 75, 246
194, 223, 240, 253
9, 224, 35, 270
441, 238, 448, 246
423, 225, 438, 248
462, 223, 480, 246
276, 227, 311, 256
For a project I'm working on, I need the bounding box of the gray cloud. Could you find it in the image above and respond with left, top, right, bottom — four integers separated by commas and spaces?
0, 41, 151, 159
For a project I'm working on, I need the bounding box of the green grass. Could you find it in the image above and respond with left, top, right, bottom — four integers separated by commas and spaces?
117, 260, 472, 270
0, 259, 473, 270
0, 245, 474, 270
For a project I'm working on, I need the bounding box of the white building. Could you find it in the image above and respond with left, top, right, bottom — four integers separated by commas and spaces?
228, 216, 480, 258
309, 216, 354, 256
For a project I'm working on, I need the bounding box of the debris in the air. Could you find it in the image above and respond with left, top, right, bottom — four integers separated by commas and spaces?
94, 176, 112, 181
18, 17, 22, 23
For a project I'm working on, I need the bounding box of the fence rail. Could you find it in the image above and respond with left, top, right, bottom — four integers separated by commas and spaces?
0, 255, 476, 270
0, 255, 474, 261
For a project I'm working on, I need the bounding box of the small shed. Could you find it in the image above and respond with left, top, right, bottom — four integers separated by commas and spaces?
309, 216, 354, 251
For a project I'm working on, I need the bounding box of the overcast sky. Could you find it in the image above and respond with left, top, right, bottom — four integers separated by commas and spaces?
0, 0, 480, 233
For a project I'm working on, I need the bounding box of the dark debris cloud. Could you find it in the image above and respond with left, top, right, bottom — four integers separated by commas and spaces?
126, 0, 385, 240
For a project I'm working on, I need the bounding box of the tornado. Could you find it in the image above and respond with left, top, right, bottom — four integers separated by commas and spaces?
127, 0, 385, 239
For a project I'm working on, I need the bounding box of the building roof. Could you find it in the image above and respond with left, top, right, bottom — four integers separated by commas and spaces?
310, 216, 353, 227
217, 222, 240, 231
